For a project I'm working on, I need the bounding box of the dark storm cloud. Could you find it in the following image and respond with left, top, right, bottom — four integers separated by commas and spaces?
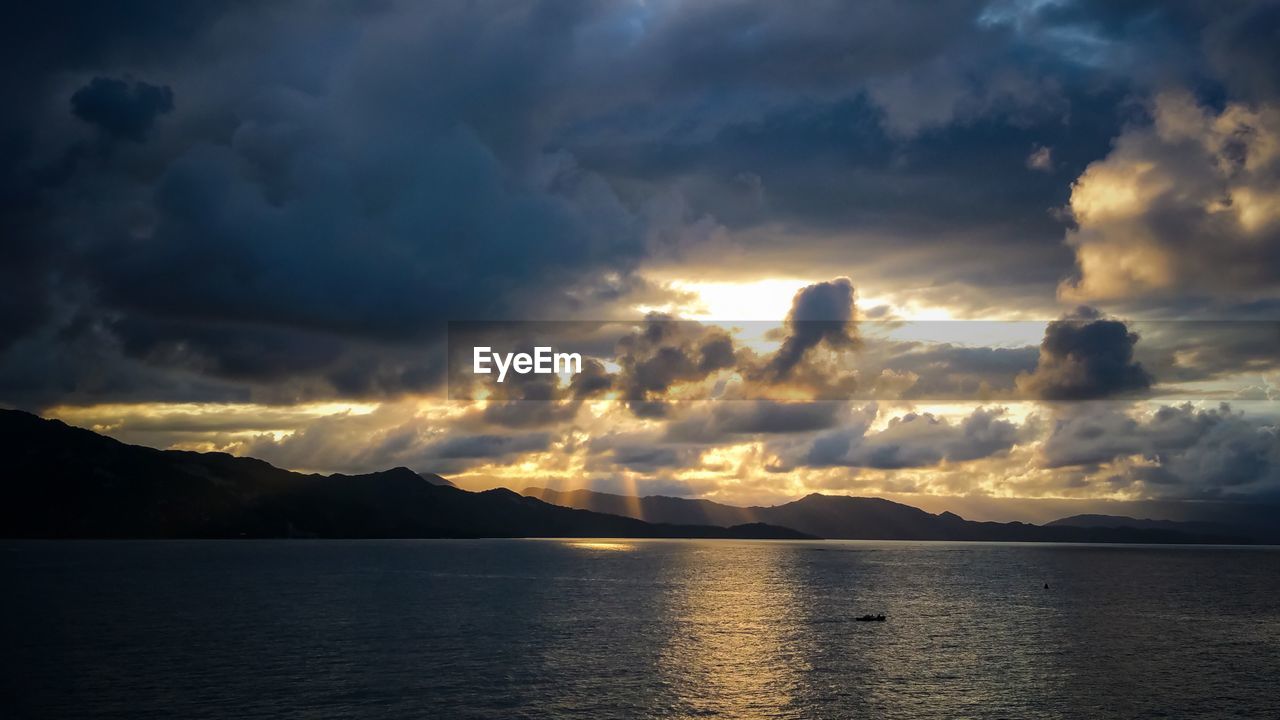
799, 404, 1020, 469
71, 77, 173, 141
1039, 403, 1280, 498
109, 315, 446, 402
1129, 321, 1280, 388
875, 341, 1040, 399
599, 95, 1111, 315
1, 2, 248, 355
586, 431, 703, 473
662, 401, 847, 443
603, 445, 689, 473
1044, 0, 1280, 104
0, 314, 253, 408
476, 363, 610, 430
1202, 2, 1280, 101
1, 1, 652, 405
707, 401, 846, 435
1018, 308, 1152, 400
427, 432, 553, 460
95, 128, 633, 340
614, 315, 738, 416
574, 3, 1144, 310
0, 2, 234, 146
570, 357, 612, 398
764, 278, 858, 380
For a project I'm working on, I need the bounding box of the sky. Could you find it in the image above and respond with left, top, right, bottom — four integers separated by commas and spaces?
3, 0, 1279, 520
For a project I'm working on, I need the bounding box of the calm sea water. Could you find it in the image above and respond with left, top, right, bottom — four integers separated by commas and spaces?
3, 540, 1279, 719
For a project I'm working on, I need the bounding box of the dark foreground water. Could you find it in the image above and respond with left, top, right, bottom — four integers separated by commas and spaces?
3, 540, 1279, 719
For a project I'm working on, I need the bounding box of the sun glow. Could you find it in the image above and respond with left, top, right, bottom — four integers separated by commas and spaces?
655, 278, 814, 320
647, 276, 1009, 327
563, 541, 635, 551
45, 401, 380, 435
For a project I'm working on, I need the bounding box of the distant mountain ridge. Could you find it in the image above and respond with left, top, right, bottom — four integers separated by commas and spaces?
0, 410, 808, 540
0, 408, 1264, 544
523, 487, 1259, 544
1042, 513, 1280, 543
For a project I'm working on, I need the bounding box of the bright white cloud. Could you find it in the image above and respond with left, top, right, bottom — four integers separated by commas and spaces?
1062, 91, 1280, 303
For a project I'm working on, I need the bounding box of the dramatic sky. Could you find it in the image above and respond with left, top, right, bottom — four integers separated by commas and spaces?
4, 0, 1279, 519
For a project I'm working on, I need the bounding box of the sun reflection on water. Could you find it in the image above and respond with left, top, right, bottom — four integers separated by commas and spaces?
656, 543, 811, 718
564, 540, 635, 552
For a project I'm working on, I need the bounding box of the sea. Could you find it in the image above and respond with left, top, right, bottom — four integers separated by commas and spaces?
3, 539, 1279, 719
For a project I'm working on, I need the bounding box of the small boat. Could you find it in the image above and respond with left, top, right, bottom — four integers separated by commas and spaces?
854, 614, 886, 622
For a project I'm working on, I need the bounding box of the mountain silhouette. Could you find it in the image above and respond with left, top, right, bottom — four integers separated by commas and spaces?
523, 487, 1257, 544
0, 410, 809, 539
1, 408, 1261, 543
1045, 513, 1280, 544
